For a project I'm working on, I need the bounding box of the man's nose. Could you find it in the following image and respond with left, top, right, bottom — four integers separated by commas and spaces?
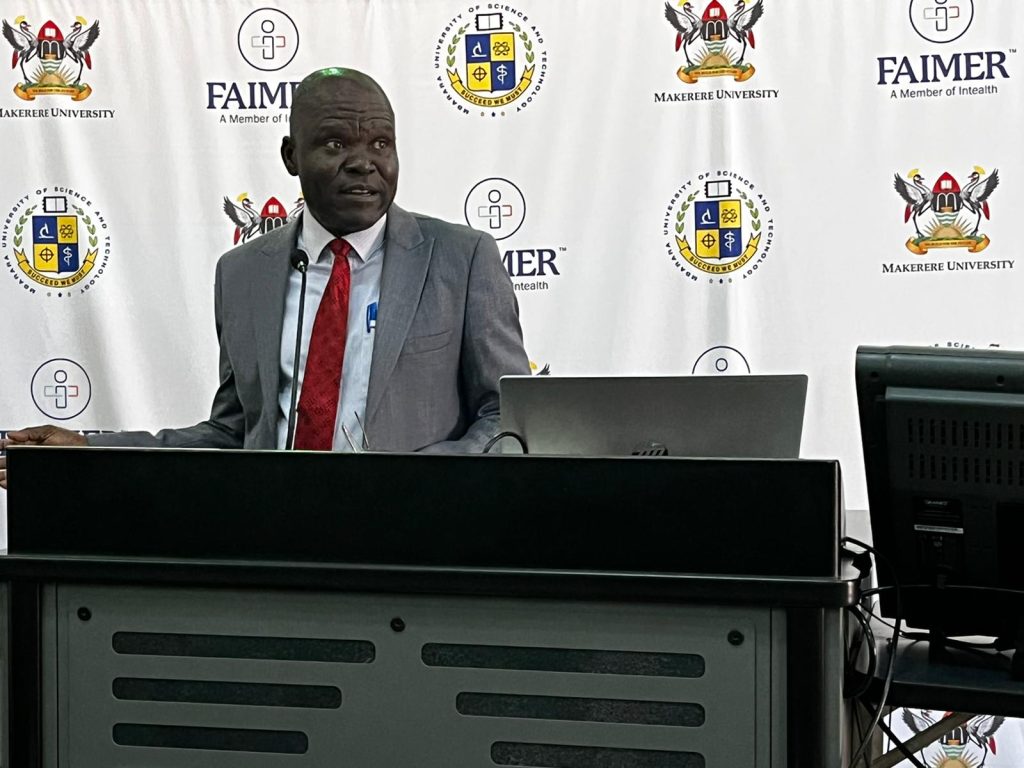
343, 151, 374, 174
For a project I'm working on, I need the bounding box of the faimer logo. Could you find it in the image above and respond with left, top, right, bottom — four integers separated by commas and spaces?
663, 171, 773, 285
237, 8, 299, 71
909, 0, 973, 44
30, 358, 91, 420
206, 8, 301, 124
1, 14, 113, 119
222, 192, 303, 244
886, 166, 1013, 274
878, 1, 1015, 100
656, 0, 778, 105
463, 177, 565, 292
2, 187, 111, 298
464, 177, 526, 241
692, 345, 751, 374
435, 5, 548, 118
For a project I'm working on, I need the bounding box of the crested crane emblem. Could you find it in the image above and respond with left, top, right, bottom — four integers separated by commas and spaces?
902, 709, 1004, 768
893, 166, 999, 254
2, 15, 99, 100
222, 193, 303, 245
664, 0, 764, 83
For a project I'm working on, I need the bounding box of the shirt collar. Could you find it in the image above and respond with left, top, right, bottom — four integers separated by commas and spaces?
298, 209, 388, 265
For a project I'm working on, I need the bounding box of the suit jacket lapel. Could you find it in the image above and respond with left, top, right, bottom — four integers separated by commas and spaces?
251, 220, 299, 420
366, 205, 431, 423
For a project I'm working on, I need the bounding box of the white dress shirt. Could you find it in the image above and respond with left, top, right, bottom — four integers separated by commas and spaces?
276, 211, 387, 450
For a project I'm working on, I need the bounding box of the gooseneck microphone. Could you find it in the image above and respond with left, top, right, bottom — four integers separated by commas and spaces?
285, 249, 310, 450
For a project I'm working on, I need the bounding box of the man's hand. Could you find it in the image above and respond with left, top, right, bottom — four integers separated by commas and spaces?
0, 425, 88, 489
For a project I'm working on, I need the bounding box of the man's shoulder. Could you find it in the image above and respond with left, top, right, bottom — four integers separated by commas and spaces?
216, 221, 294, 276
403, 209, 488, 249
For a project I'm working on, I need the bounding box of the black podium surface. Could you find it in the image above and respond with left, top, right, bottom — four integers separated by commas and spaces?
0, 449, 856, 768
7, 447, 843, 578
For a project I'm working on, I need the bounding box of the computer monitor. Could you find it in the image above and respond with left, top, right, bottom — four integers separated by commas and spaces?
856, 345, 1024, 640
499, 374, 807, 458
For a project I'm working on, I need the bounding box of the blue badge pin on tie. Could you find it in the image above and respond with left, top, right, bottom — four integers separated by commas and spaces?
366, 301, 378, 333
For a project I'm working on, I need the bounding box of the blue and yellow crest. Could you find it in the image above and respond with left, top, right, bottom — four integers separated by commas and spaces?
663, 173, 773, 286
435, 7, 548, 118
4, 188, 111, 298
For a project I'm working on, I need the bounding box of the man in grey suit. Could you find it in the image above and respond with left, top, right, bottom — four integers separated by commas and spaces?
0, 68, 528, 485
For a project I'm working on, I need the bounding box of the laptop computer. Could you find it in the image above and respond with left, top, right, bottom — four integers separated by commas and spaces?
499, 374, 808, 457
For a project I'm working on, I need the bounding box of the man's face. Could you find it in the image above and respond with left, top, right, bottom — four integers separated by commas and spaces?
281, 77, 399, 237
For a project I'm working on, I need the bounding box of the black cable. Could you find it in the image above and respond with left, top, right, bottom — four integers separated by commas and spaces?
900, 630, 997, 648
841, 545, 878, 699
843, 536, 903, 768
844, 605, 877, 699
862, 582, 1024, 599
861, 602, 997, 648
862, 600, 1009, 671
863, 699, 930, 768
482, 431, 528, 454
851, 701, 870, 768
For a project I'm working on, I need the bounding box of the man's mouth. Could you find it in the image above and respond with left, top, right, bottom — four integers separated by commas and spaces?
340, 185, 378, 197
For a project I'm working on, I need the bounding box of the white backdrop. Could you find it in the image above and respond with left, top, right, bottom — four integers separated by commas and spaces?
1, 1, 1022, 762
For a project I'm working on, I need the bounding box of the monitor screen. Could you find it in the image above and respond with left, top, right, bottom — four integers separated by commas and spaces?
856, 345, 1024, 638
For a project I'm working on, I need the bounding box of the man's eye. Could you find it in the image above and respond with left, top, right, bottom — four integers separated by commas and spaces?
325, 139, 343, 150
373, 139, 390, 150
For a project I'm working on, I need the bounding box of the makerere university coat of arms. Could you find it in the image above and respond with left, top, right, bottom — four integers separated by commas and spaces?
664, 0, 763, 83
2, 15, 99, 100
893, 167, 999, 254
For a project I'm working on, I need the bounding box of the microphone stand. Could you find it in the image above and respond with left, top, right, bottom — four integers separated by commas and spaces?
285, 250, 309, 450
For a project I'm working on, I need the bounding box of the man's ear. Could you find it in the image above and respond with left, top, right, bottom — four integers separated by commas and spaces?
281, 136, 298, 177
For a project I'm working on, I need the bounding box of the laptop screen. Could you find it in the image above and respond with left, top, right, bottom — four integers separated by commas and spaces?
499, 375, 808, 457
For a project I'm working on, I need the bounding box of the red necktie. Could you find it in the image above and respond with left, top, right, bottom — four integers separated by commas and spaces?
294, 238, 351, 451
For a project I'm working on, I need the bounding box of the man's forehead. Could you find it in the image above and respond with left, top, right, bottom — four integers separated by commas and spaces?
296, 88, 392, 122
305, 77, 389, 104
303, 110, 395, 134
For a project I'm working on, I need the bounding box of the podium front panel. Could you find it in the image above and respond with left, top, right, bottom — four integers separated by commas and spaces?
50, 584, 782, 767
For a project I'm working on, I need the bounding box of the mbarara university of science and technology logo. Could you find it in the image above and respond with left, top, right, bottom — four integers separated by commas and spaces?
435, 5, 548, 118
663, 171, 773, 285
2, 15, 99, 100
2, 187, 111, 298
223, 192, 303, 244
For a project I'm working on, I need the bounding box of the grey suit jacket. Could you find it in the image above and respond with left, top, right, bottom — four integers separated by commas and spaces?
90, 205, 530, 452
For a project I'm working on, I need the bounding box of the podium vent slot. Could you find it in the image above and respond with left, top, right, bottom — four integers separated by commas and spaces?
112, 723, 308, 754
112, 632, 374, 663
457, 693, 705, 726
491, 741, 704, 767
422, 643, 704, 678
112, 677, 342, 709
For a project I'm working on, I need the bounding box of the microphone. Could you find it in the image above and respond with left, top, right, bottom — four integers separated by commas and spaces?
285, 249, 309, 450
